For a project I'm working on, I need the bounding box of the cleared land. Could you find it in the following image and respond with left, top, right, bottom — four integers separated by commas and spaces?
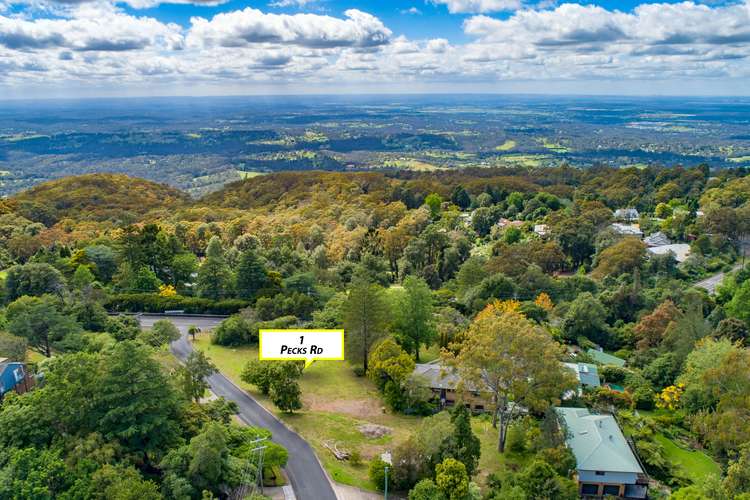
191, 332, 506, 491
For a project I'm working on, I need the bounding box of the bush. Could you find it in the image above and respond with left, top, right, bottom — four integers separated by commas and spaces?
506, 423, 527, 454
106, 293, 249, 315
211, 316, 254, 346
369, 457, 389, 492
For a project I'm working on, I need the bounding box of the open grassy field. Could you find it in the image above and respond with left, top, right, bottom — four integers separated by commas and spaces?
495, 140, 517, 151
191, 332, 507, 491
653, 434, 721, 479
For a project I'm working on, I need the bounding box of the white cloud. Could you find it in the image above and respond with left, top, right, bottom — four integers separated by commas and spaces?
268, 0, 318, 7
2, 1, 750, 95
0, 5, 183, 51
431, 0, 522, 14
187, 8, 391, 48
400, 6, 421, 15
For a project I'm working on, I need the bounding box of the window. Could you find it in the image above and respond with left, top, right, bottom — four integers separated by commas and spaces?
581, 483, 599, 495
595, 471, 606, 476
603, 485, 620, 496
475, 405, 484, 411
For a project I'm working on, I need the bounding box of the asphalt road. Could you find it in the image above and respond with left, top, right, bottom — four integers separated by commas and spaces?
694, 262, 743, 294
138, 314, 337, 500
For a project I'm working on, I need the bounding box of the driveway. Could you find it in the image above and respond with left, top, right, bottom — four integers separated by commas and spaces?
138, 314, 338, 500
694, 262, 743, 294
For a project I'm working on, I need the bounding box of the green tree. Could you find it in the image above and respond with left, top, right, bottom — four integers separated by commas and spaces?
0, 447, 68, 499
369, 457, 390, 492
409, 479, 446, 500
271, 377, 303, 413
724, 445, 750, 497
368, 338, 415, 390
562, 292, 612, 348
84, 244, 118, 283
424, 193, 443, 219
235, 249, 268, 300
435, 458, 469, 500
178, 350, 218, 402
447, 307, 576, 452
95, 341, 182, 461
211, 315, 254, 346
140, 319, 180, 348
0, 331, 27, 361
106, 314, 141, 342
438, 404, 481, 476
187, 423, 229, 493
6, 295, 81, 356
188, 324, 200, 341
241, 361, 304, 413
451, 186, 471, 210
170, 252, 199, 294
88, 464, 162, 500
4, 263, 65, 301
392, 275, 435, 361
343, 277, 390, 373
197, 236, 232, 300
71, 265, 96, 289
517, 460, 576, 500
727, 279, 750, 327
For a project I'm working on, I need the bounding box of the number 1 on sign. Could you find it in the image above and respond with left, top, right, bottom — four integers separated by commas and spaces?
300, 336, 304, 344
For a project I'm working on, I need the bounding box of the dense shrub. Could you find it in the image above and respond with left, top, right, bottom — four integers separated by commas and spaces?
106, 293, 249, 315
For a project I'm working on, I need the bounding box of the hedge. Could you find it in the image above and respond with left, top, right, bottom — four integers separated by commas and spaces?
106, 293, 249, 315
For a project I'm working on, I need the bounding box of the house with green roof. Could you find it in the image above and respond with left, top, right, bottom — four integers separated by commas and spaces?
587, 349, 626, 368
556, 407, 648, 499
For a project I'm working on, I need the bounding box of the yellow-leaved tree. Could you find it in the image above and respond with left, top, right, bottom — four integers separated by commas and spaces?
445, 304, 577, 452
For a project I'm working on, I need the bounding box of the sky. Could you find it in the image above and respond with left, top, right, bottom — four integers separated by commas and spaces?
1, 0, 750, 98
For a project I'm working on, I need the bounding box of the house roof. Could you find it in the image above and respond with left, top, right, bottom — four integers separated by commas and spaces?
647, 243, 691, 263
556, 407, 644, 474
644, 231, 671, 247
587, 349, 626, 367
564, 362, 601, 387
614, 208, 640, 220
413, 362, 463, 391
611, 223, 643, 237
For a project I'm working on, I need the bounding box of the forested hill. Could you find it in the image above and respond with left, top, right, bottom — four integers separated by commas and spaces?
8, 173, 189, 226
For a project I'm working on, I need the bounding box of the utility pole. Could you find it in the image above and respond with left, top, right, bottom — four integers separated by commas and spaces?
380, 451, 392, 500
384, 465, 389, 500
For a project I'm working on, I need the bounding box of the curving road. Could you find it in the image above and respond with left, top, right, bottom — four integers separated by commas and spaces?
138, 314, 337, 500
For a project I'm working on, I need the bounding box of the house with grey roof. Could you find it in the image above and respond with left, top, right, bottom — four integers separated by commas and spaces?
647, 243, 691, 263
611, 223, 643, 238
643, 231, 671, 247
557, 407, 648, 499
614, 208, 640, 221
412, 362, 489, 412
563, 362, 601, 397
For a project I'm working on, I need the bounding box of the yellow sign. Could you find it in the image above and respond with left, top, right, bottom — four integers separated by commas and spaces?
259, 329, 345, 368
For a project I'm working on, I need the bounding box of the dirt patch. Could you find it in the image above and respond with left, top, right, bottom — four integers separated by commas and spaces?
305, 394, 384, 418
357, 424, 392, 439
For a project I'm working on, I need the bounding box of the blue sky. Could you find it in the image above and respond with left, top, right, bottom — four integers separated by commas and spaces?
1, 0, 750, 97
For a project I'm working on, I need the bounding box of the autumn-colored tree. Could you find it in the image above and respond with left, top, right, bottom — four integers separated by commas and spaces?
534, 292, 554, 312
634, 300, 681, 350
592, 237, 646, 279
446, 306, 576, 452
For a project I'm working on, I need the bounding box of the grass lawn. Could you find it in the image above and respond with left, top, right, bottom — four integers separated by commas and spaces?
495, 140, 517, 151
633, 410, 721, 481
653, 434, 721, 479
191, 332, 510, 491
